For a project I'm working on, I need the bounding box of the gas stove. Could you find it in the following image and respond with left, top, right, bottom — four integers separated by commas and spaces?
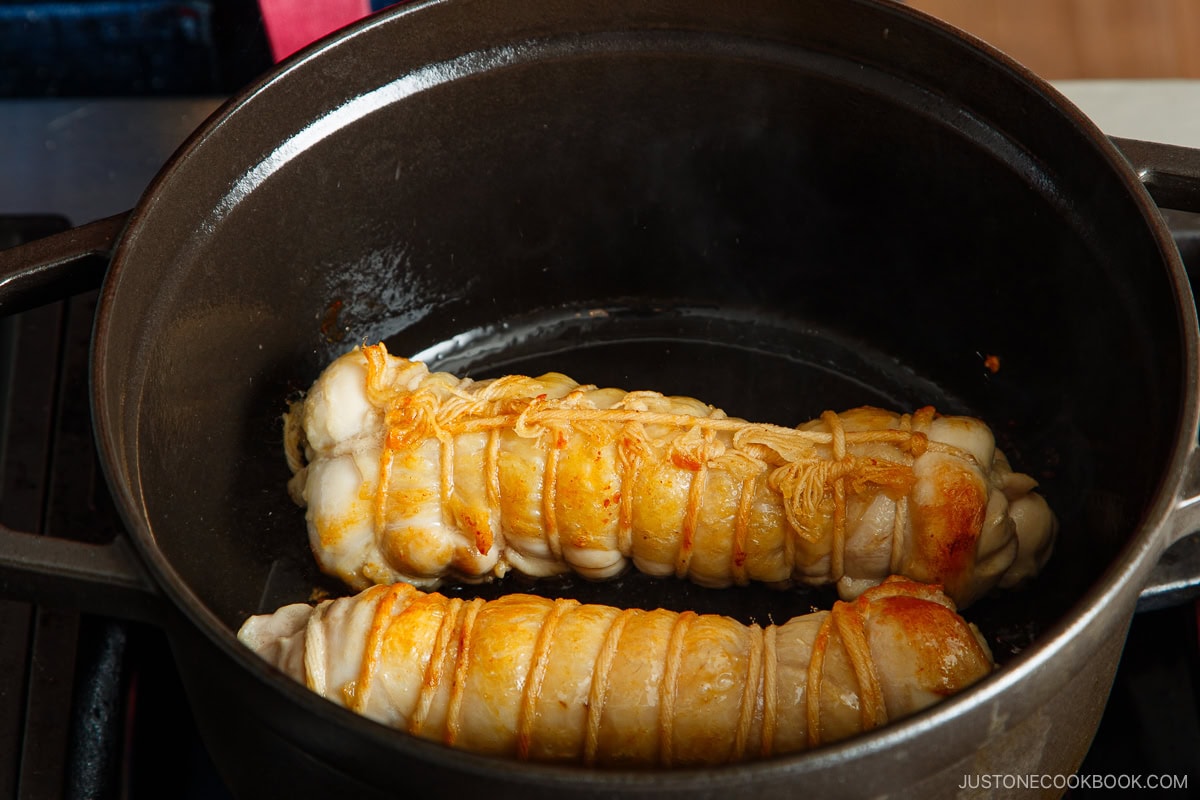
1, 92, 1199, 798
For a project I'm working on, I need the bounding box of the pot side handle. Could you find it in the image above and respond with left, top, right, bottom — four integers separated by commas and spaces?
0, 210, 163, 622
0, 524, 163, 624
1112, 137, 1200, 214
1114, 136, 1200, 610
0, 212, 128, 316
1138, 445, 1200, 611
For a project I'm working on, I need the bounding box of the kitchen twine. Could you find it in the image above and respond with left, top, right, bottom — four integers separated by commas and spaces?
282, 344, 982, 759
350, 343, 963, 591
336, 581, 909, 761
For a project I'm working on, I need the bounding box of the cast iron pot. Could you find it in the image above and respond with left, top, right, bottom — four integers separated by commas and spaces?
2, 0, 1200, 796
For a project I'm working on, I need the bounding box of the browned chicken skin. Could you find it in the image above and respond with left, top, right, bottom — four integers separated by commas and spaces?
284, 344, 1056, 607
238, 577, 994, 765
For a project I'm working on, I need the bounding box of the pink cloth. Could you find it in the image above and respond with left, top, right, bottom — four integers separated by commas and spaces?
259, 0, 373, 61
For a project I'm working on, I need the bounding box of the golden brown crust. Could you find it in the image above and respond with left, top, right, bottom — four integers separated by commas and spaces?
289, 344, 1054, 607
239, 576, 994, 765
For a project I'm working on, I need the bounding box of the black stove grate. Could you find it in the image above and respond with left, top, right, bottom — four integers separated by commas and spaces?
0, 215, 229, 800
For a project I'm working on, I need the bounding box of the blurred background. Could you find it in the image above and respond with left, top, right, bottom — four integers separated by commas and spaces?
0, 0, 397, 96
0, 0, 268, 96
908, 0, 1200, 78
1, 0, 1199, 98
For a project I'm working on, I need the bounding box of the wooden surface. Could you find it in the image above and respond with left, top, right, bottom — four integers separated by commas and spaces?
907, 0, 1200, 78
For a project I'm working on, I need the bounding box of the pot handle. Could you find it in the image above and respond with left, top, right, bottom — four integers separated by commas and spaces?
1113, 136, 1200, 610
1112, 137, 1200, 214
0, 212, 128, 315
1138, 444, 1200, 611
0, 524, 163, 623
0, 210, 162, 621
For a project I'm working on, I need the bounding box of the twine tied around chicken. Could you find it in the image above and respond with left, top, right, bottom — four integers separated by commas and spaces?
352, 344, 976, 583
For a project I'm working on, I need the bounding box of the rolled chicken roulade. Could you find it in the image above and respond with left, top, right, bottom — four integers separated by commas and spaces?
284, 344, 1056, 607
238, 576, 994, 765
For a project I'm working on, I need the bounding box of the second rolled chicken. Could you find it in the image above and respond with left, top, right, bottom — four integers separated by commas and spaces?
238, 576, 994, 764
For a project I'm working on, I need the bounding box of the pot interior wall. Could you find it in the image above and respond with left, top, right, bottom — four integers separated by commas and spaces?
97, 1, 1184, 668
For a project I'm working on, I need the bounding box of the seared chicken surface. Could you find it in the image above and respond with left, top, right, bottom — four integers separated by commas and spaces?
284, 344, 1056, 607
238, 577, 993, 765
